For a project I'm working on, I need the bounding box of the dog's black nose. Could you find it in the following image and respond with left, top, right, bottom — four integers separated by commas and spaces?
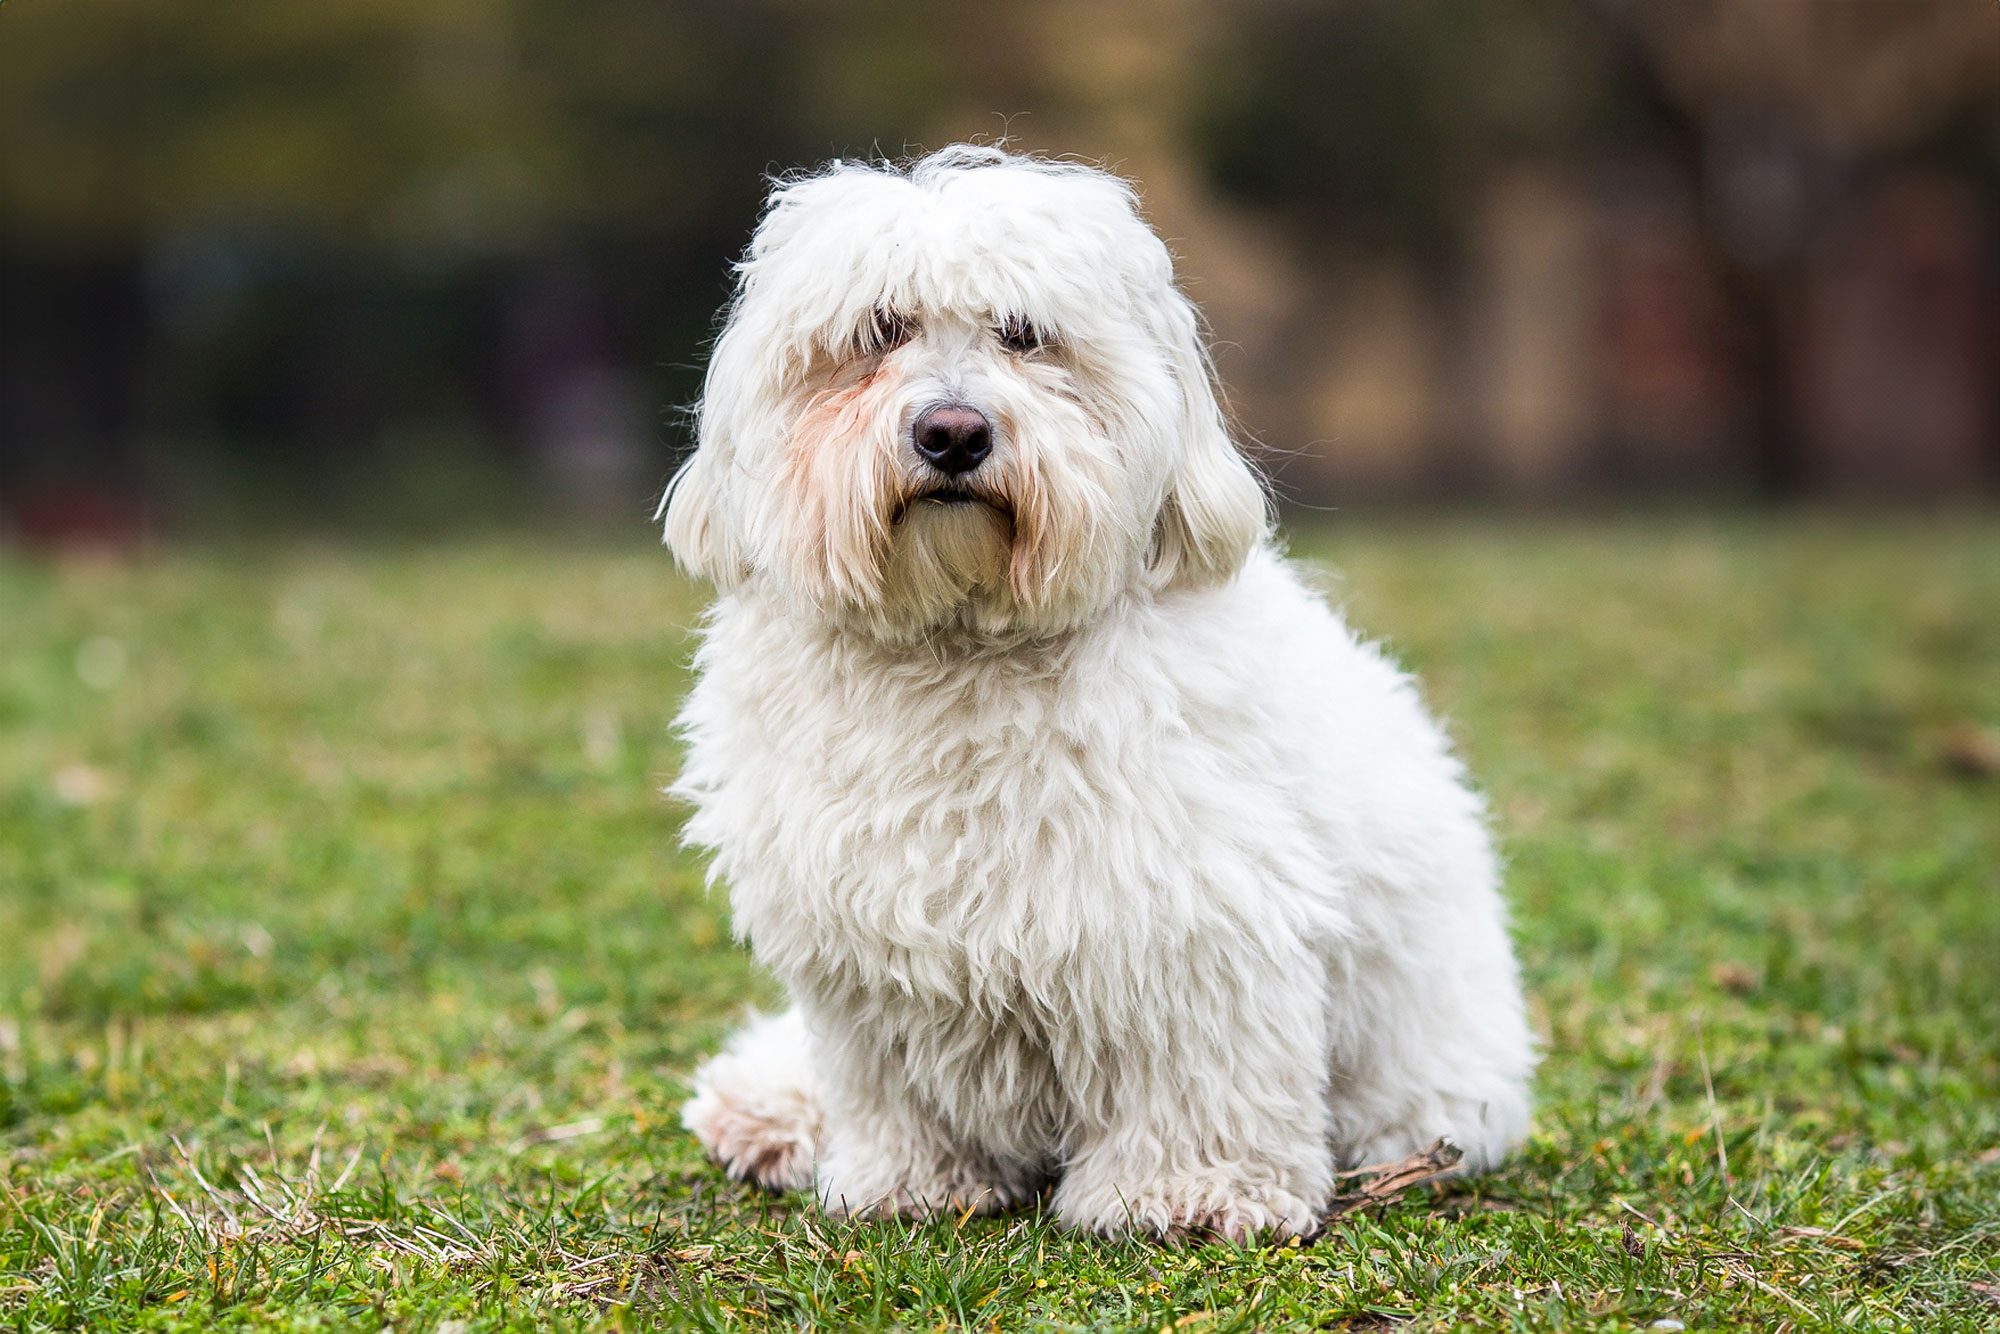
912, 404, 992, 476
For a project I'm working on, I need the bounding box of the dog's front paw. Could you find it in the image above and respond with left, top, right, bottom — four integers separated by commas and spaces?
683, 1083, 818, 1193
1054, 1175, 1324, 1245
817, 1155, 1034, 1221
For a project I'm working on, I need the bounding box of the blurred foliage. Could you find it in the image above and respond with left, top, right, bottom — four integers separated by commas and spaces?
0, 0, 1011, 245
0, 0, 1070, 502
0, 1, 952, 342
0, 0, 1994, 513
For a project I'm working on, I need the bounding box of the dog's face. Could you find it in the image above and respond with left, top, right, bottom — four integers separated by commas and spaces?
664, 146, 1265, 642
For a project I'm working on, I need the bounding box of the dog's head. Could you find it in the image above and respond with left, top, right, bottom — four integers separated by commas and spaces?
662, 145, 1266, 642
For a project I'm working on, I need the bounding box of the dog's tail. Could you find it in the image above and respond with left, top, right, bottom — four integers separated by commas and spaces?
681, 1007, 822, 1192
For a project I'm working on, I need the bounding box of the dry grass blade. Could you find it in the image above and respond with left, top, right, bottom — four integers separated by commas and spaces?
1325, 1138, 1464, 1219
512, 1117, 608, 1151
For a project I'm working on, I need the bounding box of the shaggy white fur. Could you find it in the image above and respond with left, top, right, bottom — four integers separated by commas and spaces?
667, 145, 1535, 1242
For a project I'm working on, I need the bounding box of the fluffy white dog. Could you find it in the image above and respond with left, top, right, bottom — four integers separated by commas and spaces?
666, 145, 1534, 1242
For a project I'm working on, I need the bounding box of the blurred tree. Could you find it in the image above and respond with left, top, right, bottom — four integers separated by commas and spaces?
1590, 0, 2000, 493
1191, 0, 1998, 497
1195, 0, 1617, 259
1191, 0, 1619, 487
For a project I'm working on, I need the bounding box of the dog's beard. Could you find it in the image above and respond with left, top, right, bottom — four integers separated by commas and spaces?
778, 419, 1026, 638
878, 496, 1016, 635
830, 465, 1125, 642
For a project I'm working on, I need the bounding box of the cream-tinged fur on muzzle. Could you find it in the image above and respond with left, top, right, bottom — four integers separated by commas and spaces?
664, 145, 1536, 1242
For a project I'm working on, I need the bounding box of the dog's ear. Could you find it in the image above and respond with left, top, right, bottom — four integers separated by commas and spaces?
660, 447, 739, 587
662, 311, 756, 586
1150, 292, 1268, 591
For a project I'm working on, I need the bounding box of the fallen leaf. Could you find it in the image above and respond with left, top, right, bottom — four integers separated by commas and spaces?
1710, 962, 1757, 994
52, 763, 113, 807
1941, 723, 2000, 778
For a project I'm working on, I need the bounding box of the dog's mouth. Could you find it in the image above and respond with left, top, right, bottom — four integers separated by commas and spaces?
894, 487, 1011, 523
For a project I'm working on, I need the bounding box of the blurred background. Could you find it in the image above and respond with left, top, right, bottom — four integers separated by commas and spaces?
2, 0, 1996, 544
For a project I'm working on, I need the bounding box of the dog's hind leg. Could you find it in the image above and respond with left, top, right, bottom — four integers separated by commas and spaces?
682, 1007, 822, 1192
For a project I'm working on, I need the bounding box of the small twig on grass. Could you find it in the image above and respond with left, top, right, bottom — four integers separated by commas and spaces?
1325, 1138, 1464, 1220
1776, 1225, 1866, 1252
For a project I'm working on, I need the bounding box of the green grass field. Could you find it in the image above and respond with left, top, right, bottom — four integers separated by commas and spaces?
3, 519, 1996, 1331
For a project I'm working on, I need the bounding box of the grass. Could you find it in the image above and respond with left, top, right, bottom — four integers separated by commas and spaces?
2, 516, 1996, 1331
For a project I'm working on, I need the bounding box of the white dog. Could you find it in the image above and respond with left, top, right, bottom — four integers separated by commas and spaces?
666, 145, 1534, 1242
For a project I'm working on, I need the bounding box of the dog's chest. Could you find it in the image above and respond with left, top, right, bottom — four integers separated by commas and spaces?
679, 611, 1220, 1003
750, 665, 1121, 971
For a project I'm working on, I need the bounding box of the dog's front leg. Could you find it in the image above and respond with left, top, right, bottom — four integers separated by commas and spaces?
811, 1027, 1032, 1221
1051, 966, 1335, 1243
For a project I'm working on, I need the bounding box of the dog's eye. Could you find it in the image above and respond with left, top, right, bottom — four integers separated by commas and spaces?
864, 308, 915, 355
998, 316, 1046, 354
